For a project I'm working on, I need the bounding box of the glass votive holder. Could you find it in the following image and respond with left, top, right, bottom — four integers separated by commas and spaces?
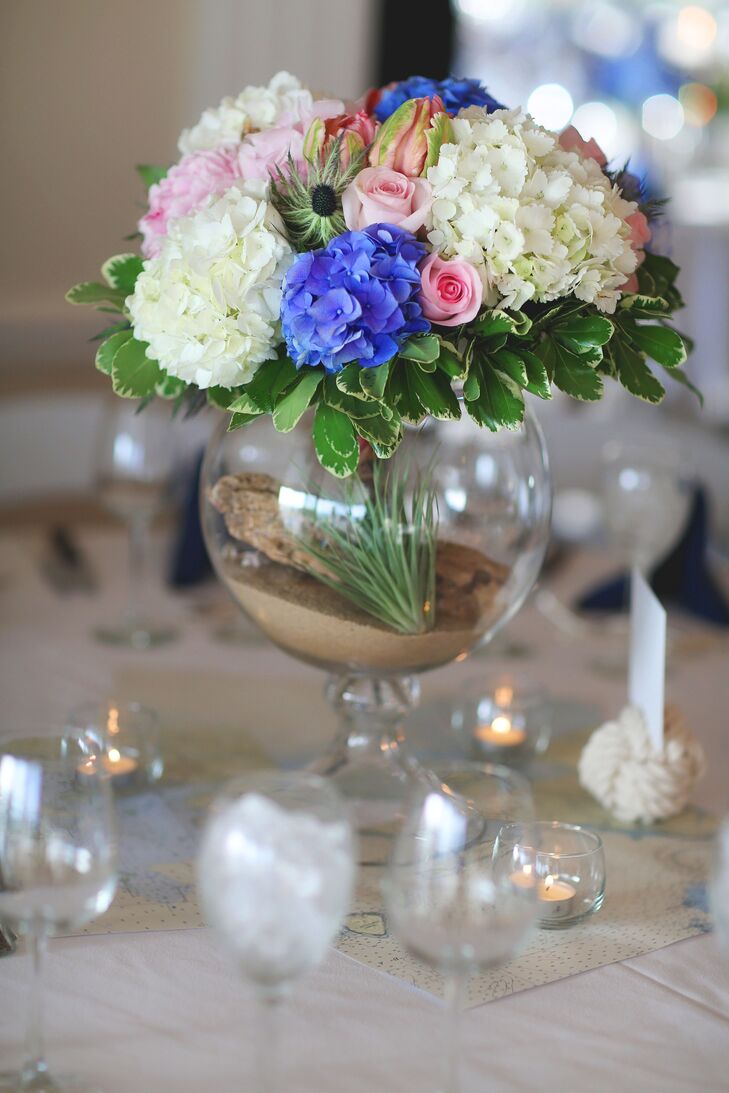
455, 675, 551, 766
68, 700, 163, 790
495, 821, 605, 929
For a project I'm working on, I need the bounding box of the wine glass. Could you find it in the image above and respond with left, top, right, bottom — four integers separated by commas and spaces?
196, 771, 355, 1091
94, 398, 179, 648
601, 439, 691, 581
0, 727, 117, 1092
383, 762, 537, 1093
384, 760, 539, 1093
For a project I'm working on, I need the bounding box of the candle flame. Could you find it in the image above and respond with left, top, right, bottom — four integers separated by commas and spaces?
544, 875, 554, 893
107, 707, 120, 735
491, 715, 512, 735
108, 748, 121, 763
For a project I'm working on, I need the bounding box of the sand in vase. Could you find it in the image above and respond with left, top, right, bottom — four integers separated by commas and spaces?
210, 470, 509, 673
221, 547, 506, 674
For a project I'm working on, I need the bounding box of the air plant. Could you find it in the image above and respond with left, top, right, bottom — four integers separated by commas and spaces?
296, 462, 439, 635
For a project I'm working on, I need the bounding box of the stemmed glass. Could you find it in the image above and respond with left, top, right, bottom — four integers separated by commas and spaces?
601, 439, 691, 582
383, 762, 537, 1093
196, 771, 355, 1092
0, 728, 118, 1092
94, 398, 179, 648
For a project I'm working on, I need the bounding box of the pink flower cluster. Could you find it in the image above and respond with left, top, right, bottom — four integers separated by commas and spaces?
139, 145, 244, 259
138, 81, 649, 331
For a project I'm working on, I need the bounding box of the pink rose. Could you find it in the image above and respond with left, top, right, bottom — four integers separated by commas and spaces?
419, 253, 483, 327
138, 145, 243, 258
236, 125, 305, 181
342, 167, 432, 233
559, 125, 607, 168
621, 210, 652, 295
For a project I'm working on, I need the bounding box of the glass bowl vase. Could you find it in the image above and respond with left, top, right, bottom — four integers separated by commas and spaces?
200, 408, 551, 845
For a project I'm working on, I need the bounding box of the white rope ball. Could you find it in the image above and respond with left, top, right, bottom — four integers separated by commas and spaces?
578, 705, 706, 824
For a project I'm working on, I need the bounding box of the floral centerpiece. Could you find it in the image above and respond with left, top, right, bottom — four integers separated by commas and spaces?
68, 72, 697, 825
69, 70, 695, 479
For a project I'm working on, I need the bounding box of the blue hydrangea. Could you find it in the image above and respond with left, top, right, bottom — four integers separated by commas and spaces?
280, 224, 430, 373
373, 76, 504, 123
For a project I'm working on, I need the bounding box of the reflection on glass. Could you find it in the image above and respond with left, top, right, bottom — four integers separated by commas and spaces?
0, 729, 117, 1092
94, 399, 179, 649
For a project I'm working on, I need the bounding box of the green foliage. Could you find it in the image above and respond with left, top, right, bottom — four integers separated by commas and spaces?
66, 282, 127, 311
95, 330, 132, 375
155, 374, 188, 400
111, 338, 162, 398
464, 348, 525, 429
313, 402, 360, 477
295, 462, 439, 634
399, 333, 441, 364
101, 254, 144, 295
272, 368, 323, 432
136, 164, 168, 190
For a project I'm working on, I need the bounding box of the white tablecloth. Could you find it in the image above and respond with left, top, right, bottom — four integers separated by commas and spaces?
1, 529, 728, 1092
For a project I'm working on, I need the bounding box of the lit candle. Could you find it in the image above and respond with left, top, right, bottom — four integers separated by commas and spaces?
508, 868, 577, 921
538, 874, 577, 921
78, 748, 139, 779
475, 714, 526, 748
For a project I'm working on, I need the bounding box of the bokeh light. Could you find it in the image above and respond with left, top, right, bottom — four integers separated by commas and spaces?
679, 81, 719, 126
453, 0, 526, 25
659, 4, 718, 68
642, 94, 685, 141
527, 83, 574, 130
571, 101, 618, 151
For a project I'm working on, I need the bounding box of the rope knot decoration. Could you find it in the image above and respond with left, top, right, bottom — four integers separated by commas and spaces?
578, 705, 706, 824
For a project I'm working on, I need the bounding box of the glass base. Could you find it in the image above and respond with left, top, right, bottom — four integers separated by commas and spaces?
312, 674, 432, 866
93, 618, 178, 649
0, 1072, 101, 1092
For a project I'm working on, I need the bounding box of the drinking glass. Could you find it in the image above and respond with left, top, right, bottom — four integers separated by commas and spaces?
601, 439, 691, 580
94, 398, 179, 648
0, 728, 117, 1092
383, 762, 537, 1093
197, 771, 355, 1092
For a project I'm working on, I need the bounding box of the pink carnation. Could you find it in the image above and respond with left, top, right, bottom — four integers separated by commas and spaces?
138, 145, 243, 258
559, 125, 607, 168
419, 253, 483, 327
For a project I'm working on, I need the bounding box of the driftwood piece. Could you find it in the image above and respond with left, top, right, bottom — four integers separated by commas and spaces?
436, 541, 508, 623
209, 472, 509, 623
208, 473, 312, 571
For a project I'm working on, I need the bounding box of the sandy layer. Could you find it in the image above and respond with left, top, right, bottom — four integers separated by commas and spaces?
222, 555, 488, 674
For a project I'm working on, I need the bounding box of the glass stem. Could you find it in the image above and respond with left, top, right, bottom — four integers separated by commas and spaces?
127, 515, 149, 625
22, 931, 49, 1083
254, 993, 280, 1093
443, 970, 465, 1093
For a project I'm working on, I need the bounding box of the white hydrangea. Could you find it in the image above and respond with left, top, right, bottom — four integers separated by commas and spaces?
426, 107, 638, 314
128, 182, 293, 389
178, 71, 313, 154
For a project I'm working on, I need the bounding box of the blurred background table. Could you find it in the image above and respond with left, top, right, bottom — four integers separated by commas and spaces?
1, 526, 728, 1091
